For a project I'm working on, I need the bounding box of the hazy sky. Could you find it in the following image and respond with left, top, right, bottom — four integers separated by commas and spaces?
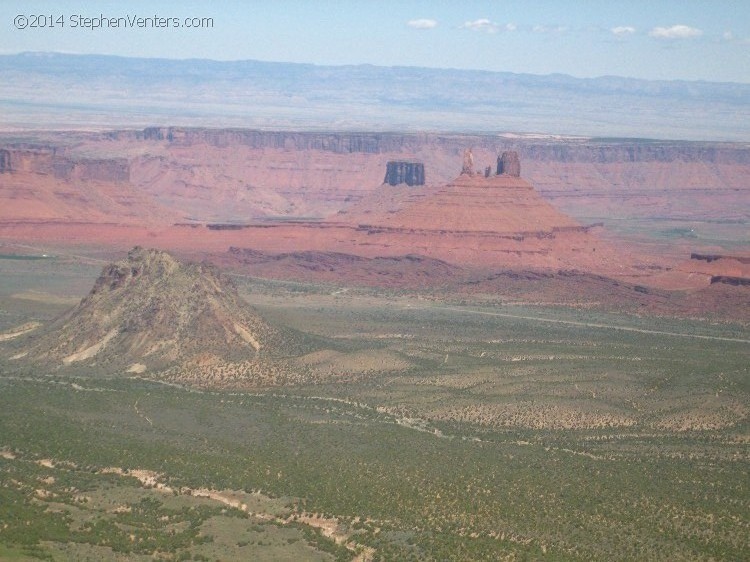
3, 0, 749, 83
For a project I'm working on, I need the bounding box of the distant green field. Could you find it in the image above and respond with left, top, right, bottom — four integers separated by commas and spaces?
577, 217, 749, 251
0, 276, 748, 561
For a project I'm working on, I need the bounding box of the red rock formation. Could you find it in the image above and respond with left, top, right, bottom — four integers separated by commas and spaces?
2, 128, 748, 229
383, 160, 425, 186
359, 173, 575, 234
497, 151, 521, 177
0, 127, 747, 294
460, 148, 475, 175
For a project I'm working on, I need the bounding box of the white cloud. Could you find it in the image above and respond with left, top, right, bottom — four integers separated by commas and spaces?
649, 24, 703, 39
505, 23, 517, 32
532, 25, 568, 34
460, 19, 499, 33
407, 19, 438, 30
723, 30, 734, 41
611, 26, 636, 37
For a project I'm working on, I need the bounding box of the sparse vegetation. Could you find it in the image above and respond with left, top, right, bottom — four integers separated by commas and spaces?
0, 274, 747, 560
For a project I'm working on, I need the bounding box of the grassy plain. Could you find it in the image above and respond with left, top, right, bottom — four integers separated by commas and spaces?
0, 258, 748, 560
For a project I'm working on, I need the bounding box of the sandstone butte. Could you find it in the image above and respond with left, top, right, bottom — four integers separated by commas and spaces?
324, 155, 613, 272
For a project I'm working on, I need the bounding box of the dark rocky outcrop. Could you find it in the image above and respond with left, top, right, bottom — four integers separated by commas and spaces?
207, 223, 250, 231
691, 253, 750, 265
710, 275, 750, 286
384, 160, 425, 186
226, 247, 462, 286
0, 149, 10, 173
497, 151, 521, 177
142, 126, 174, 141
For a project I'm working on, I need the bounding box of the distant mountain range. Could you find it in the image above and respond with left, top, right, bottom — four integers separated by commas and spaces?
1, 52, 749, 141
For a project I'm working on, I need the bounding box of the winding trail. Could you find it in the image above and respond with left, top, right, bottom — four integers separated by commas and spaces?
133, 398, 153, 426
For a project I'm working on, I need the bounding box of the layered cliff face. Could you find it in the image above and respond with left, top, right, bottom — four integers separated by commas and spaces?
52, 157, 130, 182
0, 145, 130, 181
0, 147, 56, 175
123, 127, 419, 154
115, 127, 750, 164
0, 144, 173, 224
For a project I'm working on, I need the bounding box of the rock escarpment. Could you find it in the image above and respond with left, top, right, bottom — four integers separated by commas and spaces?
52, 157, 131, 182
383, 160, 425, 186
0, 145, 129, 182
128, 127, 416, 154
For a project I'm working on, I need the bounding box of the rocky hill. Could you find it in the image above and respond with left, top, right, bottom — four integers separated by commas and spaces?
11, 247, 298, 379
0, 247, 427, 385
